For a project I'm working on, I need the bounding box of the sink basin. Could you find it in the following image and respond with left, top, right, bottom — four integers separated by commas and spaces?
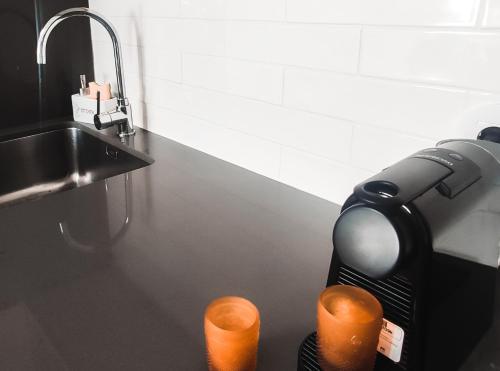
0, 125, 153, 207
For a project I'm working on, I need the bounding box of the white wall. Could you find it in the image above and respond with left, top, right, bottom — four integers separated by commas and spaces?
89, 0, 500, 204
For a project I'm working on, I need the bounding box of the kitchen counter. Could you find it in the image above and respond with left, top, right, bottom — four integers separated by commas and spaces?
0, 122, 498, 370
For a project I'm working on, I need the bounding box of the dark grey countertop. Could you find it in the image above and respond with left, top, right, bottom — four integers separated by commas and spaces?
0, 122, 498, 370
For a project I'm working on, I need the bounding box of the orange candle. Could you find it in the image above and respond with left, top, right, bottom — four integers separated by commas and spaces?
317, 285, 383, 371
204, 296, 260, 371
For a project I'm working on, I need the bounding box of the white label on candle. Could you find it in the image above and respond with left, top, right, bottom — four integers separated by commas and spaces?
377, 318, 404, 363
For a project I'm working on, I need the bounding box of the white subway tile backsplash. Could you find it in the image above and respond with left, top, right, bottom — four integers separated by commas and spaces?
90, 0, 180, 17
483, 0, 500, 27
225, 22, 361, 72
173, 20, 228, 55
220, 98, 354, 163
132, 78, 354, 163
90, 0, 500, 204
91, 17, 141, 45
137, 19, 227, 55
142, 47, 182, 82
360, 29, 500, 92
133, 77, 224, 122
92, 42, 115, 83
351, 125, 436, 172
453, 91, 500, 137
280, 148, 368, 204
120, 73, 144, 102
92, 42, 182, 93
286, 0, 361, 24
94, 17, 227, 55
130, 18, 178, 48
127, 99, 147, 128
284, 68, 469, 140
286, 0, 480, 26
182, 54, 283, 103
180, 0, 286, 20
145, 104, 282, 178
468, 90, 500, 107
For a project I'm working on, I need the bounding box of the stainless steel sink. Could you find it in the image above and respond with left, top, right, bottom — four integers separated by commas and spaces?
0, 125, 153, 207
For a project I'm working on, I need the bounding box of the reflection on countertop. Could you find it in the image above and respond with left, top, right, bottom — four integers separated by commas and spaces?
0, 121, 340, 370
0, 121, 498, 370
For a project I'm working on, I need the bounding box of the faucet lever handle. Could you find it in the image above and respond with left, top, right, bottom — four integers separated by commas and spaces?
96, 91, 101, 115
94, 90, 128, 131
94, 91, 108, 131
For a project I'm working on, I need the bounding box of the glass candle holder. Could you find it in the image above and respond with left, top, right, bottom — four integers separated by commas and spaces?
317, 285, 383, 371
204, 296, 260, 371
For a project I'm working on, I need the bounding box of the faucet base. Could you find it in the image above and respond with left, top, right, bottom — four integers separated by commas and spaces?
118, 130, 136, 138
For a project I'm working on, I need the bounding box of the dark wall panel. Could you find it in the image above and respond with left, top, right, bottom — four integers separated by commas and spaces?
0, 0, 94, 133
0, 1, 39, 127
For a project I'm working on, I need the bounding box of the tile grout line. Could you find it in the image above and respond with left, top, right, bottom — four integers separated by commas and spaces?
356, 26, 364, 74
278, 145, 283, 180
180, 51, 184, 82
280, 67, 286, 106
476, 0, 488, 28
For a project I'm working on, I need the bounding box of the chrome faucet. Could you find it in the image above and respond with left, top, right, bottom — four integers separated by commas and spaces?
36, 7, 135, 137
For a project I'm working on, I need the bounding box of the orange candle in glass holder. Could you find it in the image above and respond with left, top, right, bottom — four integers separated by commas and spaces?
317, 285, 383, 371
204, 296, 260, 371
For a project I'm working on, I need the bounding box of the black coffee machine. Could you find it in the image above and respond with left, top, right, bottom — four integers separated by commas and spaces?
298, 131, 500, 371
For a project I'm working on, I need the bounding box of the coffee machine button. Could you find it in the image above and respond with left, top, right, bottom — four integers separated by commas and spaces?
333, 205, 402, 279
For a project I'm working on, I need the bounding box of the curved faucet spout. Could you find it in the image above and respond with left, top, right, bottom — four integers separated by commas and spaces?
36, 7, 135, 137
37, 7, 126, 101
